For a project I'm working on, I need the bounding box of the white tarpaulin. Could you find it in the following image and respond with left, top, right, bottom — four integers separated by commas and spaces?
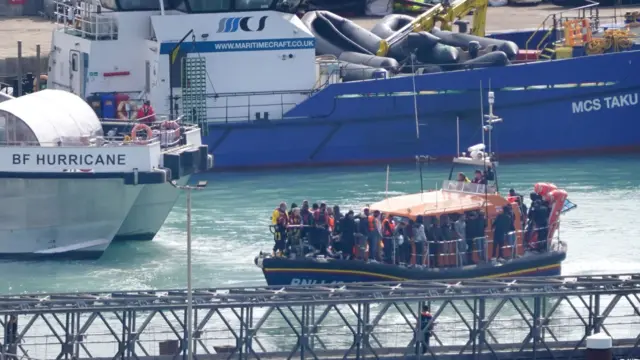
0, 89, 102, 146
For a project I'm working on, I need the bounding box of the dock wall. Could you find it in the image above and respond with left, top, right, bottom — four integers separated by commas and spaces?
0, 274, 637, 360
0, 54, 48, 80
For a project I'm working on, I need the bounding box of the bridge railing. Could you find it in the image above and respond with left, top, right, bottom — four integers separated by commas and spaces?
53, 0, 118, 40
0, 274, 638, 360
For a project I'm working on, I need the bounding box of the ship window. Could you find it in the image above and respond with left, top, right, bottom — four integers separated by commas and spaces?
71, 53, 78, 72
0, 115, 5, 144
101, 0, 174, 11
2, 114, 38, 145
235, 0, 271, 10
187, 0, 231, 12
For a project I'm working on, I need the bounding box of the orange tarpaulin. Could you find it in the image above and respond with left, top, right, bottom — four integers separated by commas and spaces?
370, 190, 509, 219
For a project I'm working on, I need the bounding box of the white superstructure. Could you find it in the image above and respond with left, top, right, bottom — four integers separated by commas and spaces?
0, 89, 210, 258
47, 0, 317, 124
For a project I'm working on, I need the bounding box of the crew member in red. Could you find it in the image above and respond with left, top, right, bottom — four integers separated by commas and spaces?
287, 207, 303, 248
137, 100, 156, 124
271, 202, 288, 256
381, 214, 396, 263
312, 203, 329, 254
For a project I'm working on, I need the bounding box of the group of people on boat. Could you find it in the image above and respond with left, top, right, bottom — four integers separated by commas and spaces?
269, 190, 553, 267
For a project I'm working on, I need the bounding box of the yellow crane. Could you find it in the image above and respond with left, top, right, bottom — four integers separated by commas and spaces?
376, 0, 489, 57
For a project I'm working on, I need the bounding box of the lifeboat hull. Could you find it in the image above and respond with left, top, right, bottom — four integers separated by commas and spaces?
258, 251, 565, 286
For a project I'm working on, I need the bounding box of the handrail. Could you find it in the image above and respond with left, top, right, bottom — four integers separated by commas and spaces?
525, 0, 600, 52
274, 222, 562, 269
53, 0, 118, 40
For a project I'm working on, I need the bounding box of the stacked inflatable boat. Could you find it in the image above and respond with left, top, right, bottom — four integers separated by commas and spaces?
302, 11, 519, 81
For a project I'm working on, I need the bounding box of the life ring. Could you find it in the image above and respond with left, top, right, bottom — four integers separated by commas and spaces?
161, 120, 181, 140
117, 101, 129, 120
131, 123, 153, 144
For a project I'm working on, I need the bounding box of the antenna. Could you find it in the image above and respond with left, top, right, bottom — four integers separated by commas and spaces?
385, 165, 390, 199
411, 53, 420, 140
484, 88, 502, 155
417, 157, 424, 194
456, 116, 460, 157
479, 81, 484, 147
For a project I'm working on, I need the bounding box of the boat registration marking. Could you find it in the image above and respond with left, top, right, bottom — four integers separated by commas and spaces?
571, 93, 638, 114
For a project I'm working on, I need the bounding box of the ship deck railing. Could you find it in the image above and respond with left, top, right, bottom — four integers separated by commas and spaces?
100, 114, 202, 150
285, 223, 561, 271
441, 179, 497, 195
520, 0, 637, 55
1, 117, 199, 150
53, 0, 118, 40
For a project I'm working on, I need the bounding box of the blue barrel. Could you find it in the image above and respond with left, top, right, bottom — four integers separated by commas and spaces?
101, 93, 116, 119
372, 69, 388, 80
86, 94, 103, 118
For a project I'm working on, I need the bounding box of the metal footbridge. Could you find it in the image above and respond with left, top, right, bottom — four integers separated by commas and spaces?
0, 273, 639, 360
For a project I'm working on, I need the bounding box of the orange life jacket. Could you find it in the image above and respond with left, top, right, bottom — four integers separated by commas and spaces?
368, 215, 375, 231
382, 219, 395, 237
328, 216, 335, 231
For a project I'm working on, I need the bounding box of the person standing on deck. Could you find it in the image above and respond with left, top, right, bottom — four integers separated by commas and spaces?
313, 203, 329, 254
454, 213, 467, 266
382, 214, 396, 263
368, 210, 383, 262
492, 206, 515, 261
339, 210, 356, 259
137, 100, 156, 124
271, 202, 288, 256
413, 216, 428, 266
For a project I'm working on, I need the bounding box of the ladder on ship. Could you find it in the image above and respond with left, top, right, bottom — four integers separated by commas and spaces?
181, 57, 208, 135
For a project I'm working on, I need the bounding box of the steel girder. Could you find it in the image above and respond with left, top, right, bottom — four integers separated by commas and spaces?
0, 273, 637, 360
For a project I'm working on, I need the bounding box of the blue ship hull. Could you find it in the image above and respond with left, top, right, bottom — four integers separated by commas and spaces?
204, 50, 640, 170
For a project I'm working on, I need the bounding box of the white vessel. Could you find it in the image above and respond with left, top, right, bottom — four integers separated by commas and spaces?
42, 0, 218, 242
113, 178, 187, 241
0, 89, 211, 259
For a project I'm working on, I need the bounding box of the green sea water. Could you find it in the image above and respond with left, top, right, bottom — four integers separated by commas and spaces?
2, 154, 640, 294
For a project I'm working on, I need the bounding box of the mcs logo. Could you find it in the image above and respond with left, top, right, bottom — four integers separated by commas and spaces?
217, 16, 267, 33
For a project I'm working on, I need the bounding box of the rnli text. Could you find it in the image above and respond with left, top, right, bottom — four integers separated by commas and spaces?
571, 93, 638, 114
12, 153, 126, 166
290, 278, 342, 285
